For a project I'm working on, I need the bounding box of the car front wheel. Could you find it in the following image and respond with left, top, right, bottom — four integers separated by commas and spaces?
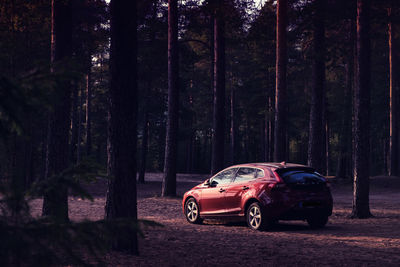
185, 198, 202, 224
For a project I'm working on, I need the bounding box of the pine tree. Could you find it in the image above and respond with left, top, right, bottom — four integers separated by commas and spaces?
105, 0, 139, 253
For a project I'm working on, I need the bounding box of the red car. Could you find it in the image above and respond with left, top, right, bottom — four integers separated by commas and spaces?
182, 162, 333, 230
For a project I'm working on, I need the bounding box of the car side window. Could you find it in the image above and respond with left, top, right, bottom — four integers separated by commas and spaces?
234, 168, 257, 183
211, 168, 238, 186
255, 169, 265, 178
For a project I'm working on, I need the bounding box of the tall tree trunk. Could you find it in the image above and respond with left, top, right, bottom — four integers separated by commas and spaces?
187, 93, 194, 173
388, 6, 399, 176
337, 19, 355, 179
211, 0, 225, 175
70, 82, 78, 163
352, 11, 358, 180
265, 69, 274, 162
383, 138, 389, 175
105, 0, 138, 254
336, 59, 353, 179
308, 0, 326, 173
208, 12, 214, 172
186, 133, 193, 173
262, 118, 267, 162
273, 0, 287, 162
138, 111, 149, 184
42, 0, 72, 222
269, 86, 275, 161
162, 0, 179, 196
24, 116, 34, 187
325, 114, 329, 175
86, 59, 92, 156
230, 85, 236, 165
352, 0, 372, 218
77, 86, 83, 163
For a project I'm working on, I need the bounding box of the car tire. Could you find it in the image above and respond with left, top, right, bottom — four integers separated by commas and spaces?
246, 202, 272, 231
306, 216, 328, 229
185, 198, 202, 224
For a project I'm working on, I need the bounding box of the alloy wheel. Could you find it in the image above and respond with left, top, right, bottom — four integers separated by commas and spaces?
249, 205, 262, 229
186, 200, 199, 222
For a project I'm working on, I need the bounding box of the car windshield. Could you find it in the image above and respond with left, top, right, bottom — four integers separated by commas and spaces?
278, 169, 326, 184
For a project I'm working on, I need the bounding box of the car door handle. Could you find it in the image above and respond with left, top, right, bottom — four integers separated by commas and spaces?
219, 188, 225, 193
242, 186, 249, 190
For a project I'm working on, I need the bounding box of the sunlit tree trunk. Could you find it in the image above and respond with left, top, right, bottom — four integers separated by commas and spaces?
162, 0, 179, 196
388, 6, 399, 176
105, 0, 138, 254
352, 0, 372, 219
42, 0, 72, 222
273, 0, 287, 162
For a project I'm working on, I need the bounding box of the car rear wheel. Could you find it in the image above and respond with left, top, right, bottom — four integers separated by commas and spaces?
307, 216, 328, 229
185, 198, 202, 224
246, 202, 271, 230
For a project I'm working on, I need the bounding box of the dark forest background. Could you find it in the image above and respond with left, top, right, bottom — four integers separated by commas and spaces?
1, 0, 398, 178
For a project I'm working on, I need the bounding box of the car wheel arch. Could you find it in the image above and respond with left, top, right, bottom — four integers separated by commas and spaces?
244, 198, 260, 214
184, 196, 200, 210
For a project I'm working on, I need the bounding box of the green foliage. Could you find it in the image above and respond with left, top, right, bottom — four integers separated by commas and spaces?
29, 160, 105, 202
0, 160, 162, 266
0, 76, 28, 136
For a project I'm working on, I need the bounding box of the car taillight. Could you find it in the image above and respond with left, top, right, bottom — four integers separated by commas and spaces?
325, 181, 331, 190
270, 183, 286, 190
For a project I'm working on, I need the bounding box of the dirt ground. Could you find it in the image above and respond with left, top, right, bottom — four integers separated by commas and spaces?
30, 174, 400, 266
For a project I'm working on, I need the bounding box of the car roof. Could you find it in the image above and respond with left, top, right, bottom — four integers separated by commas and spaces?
228, 162, 309, 170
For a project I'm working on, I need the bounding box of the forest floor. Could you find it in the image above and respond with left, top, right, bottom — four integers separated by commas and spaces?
30, 174, 400, 266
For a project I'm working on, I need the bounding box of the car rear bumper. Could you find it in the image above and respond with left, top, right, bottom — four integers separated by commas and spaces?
263, 197, 333, 220
278, 204, 332, 220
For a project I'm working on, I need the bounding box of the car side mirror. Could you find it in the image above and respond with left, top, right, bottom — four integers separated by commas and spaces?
204, 179, 211, 186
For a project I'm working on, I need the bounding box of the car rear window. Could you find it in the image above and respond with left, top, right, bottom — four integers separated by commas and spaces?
278, 169, 326, 184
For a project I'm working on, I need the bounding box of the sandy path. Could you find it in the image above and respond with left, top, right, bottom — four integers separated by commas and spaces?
30, 174, 400, 266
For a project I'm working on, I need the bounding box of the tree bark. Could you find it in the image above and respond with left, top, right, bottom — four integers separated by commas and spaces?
265, 69, 274, 162
388, 6, 399, 176
269, 84, 275, 161
186, 133, 193, 173
273, 0, 287, 162
105, 0, 138, 254
77, 86, 83, 163
186, 93, 194, 173
230, 85, 236, 165
42, 0, 72, 222
336, 61, 353, 179
211, 0, 225, 175
162, 0, 179, 196
70, 82, 78, 163
308, 0, 326, 173
325, 114, 329, 175
86, 60, 92, 157
352, 0, 372, 218
262, 117, 267, 162
336, 19, 355, 179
